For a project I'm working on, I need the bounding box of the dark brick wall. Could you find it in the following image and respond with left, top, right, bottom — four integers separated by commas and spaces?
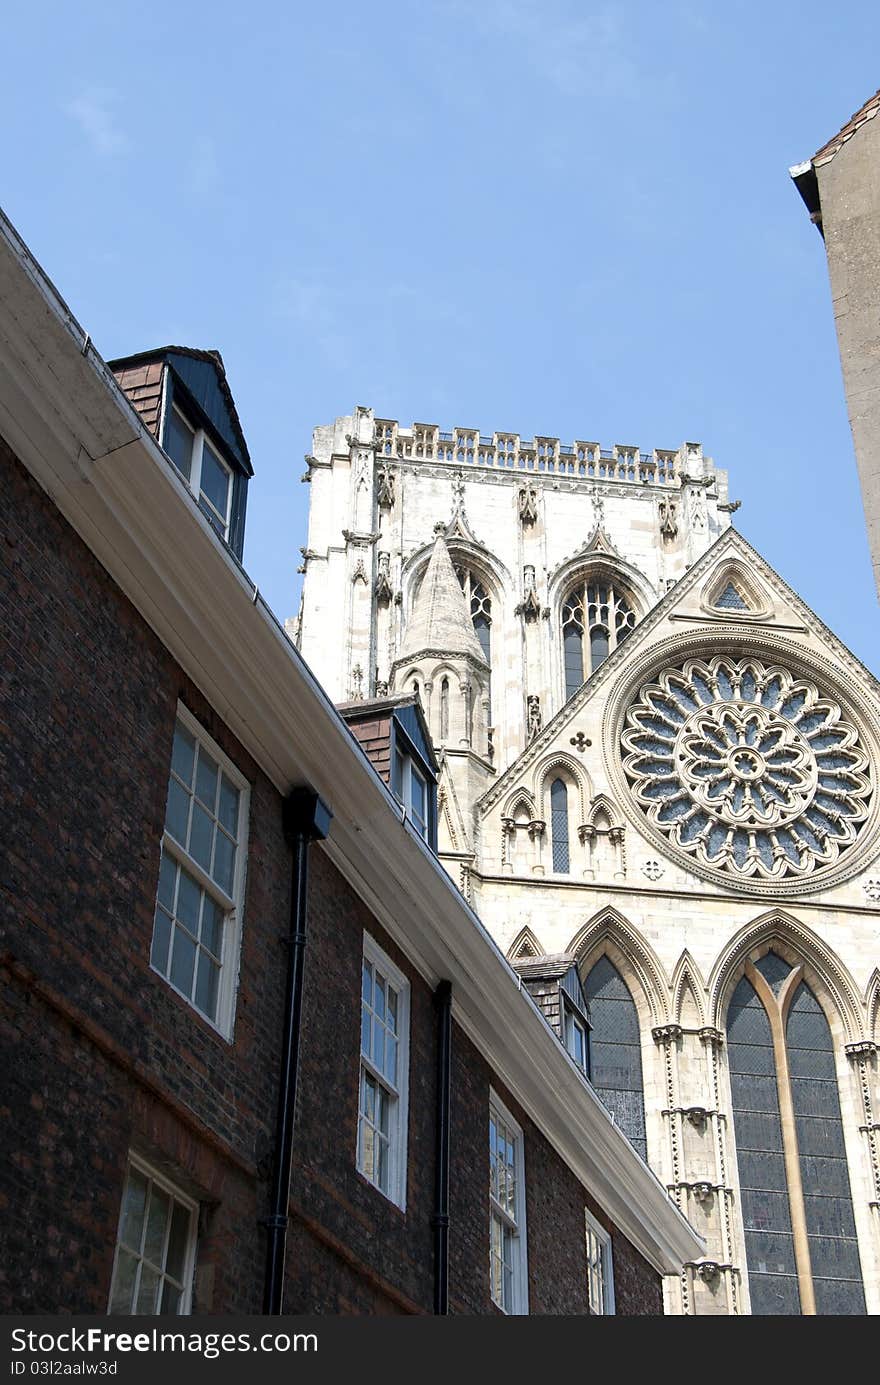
0, 434, 664, 1316
0, 436, 289, 1313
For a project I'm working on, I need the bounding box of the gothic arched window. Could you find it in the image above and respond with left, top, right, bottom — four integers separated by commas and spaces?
455, 567, 492, 666
583, 956, 647, 1160
726, 952, 865, 1316
550, 778, 570, 873
439, 677, 450, 742
561, 576, 636, 700
456, 566, 493, 718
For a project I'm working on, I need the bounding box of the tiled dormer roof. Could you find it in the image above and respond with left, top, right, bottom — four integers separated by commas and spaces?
109, 345, 253, 477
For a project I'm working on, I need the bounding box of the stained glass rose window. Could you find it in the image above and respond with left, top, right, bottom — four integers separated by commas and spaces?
621, 656, 871, 881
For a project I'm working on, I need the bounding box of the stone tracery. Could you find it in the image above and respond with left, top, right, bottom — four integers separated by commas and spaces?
622, 655, 872, 882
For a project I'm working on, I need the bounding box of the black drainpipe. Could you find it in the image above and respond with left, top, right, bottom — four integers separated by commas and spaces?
262, 785, 332, 1316
433, 979, 453, 1315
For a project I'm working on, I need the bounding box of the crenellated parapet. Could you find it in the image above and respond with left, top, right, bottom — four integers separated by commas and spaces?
373, 418, 727, 494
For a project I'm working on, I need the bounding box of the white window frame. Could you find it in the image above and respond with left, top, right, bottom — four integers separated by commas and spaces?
151, 702, 250, 1040
392, 741, 430, 842
356, 933, 410, 1210
489, 1090, 529, 1315
564, 1003, 589, 1074
108, 1154, 198, 1316
585, 1208, 615, 1314
163, 402, 234, 541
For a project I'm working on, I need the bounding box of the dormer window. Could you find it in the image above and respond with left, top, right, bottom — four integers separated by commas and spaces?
109, 348, 253, 564
164, 406, 233, 542
392, 745, 430, 842
564, 1004, 590, 1075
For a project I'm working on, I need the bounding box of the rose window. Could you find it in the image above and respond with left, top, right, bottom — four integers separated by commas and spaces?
621, 656, 872, 881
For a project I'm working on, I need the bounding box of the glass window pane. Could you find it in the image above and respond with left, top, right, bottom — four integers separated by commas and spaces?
135, 1266, 160, 1314
164, 410, 195, 481
374, 975, 386, 1023
361, 1008, 371, 1058
199, 896, 224, 958
170, 927, 197, 997
157, 850, 177, 910
360, 1119, 375, 1180
200, 442, 230, 518
165, 779, 190, 844
218, 776, 239, 835
143, 1187, 170, 1267
151, 907, 172, 973
170, 722, 196, 786
119, 1169, 148, 1251
550, 777, 570, 873
188, 803, 214, 872
213, 831, 235, 894
584, 957, 646, 1158
385, 1032, 398, 1086
195, 953, 220, 1020
165, 1203, 191, 1282
109, 1249, 138, 1313
159, 1281, 182, 1316
176, 870, 201, 934
194, 749, 219, 811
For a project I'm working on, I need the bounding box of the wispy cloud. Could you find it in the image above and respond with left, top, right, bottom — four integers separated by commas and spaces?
67, 88, 129, 156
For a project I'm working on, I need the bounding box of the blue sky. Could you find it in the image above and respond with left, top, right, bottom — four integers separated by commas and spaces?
4, 1, 880, 672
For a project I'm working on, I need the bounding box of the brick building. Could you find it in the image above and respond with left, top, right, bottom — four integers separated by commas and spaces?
0, 209, 703, 1316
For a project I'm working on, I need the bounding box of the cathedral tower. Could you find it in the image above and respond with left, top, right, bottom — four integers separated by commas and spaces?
295, 408, 880, 1316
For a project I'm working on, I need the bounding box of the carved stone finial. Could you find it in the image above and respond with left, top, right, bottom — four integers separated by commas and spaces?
517, 566, 542, 621
374, 551, 393, 603
376, 465, 395, 508
350, 664, 364, 700
518, 484, 538, 525
658, 497, 678, 539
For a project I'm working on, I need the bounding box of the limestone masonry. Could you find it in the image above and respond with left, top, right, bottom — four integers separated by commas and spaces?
296, 405, 880, 1315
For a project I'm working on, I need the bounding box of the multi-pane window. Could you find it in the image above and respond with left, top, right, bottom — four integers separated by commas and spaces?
564, 1006, 590, 1075
152, 707, 248, 1036
108, 1158, 197, 1315
489, 1094, 528, 1314
583, 957, 647, 1160
562, 577, 637, 700
163, 404, 233, 541
585, 1210, 615, 1314
357, 935, 410, 1209
550, 777, 570, 873
455, 565, 492, 712
392, 744, 430, 842
727, 951, 866, 1315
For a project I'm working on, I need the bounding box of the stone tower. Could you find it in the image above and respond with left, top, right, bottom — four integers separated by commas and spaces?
296, 407, 880, 1316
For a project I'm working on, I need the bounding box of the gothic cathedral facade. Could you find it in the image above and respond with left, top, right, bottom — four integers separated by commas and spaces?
295, 408, 880, 1315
